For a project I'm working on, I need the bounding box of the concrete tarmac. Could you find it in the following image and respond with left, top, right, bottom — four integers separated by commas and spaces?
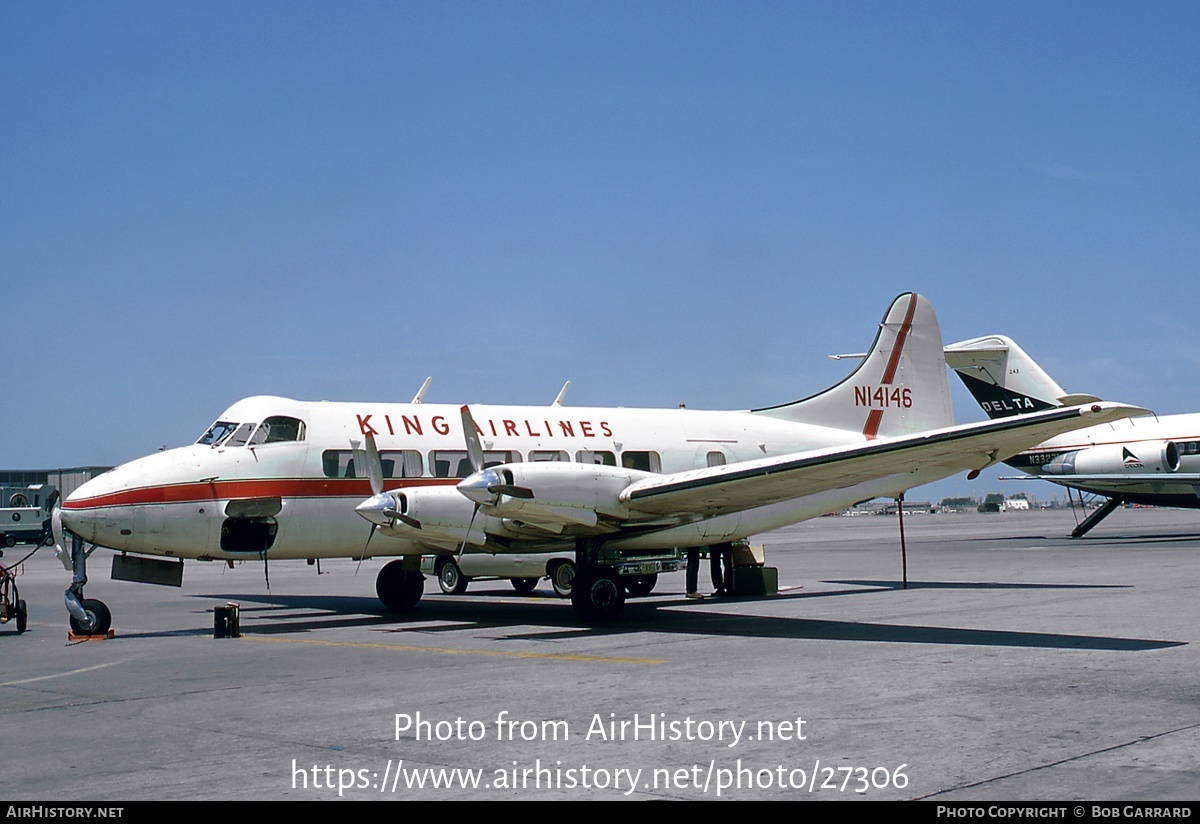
2, 507, 1198, 801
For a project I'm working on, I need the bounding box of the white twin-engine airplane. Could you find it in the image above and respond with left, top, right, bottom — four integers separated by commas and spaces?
56, 293, 1143, 631
945, 334, 1200, 537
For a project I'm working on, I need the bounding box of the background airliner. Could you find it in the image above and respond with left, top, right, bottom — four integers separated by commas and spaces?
944, 335, 1200, 536
56, 294, 1142, 631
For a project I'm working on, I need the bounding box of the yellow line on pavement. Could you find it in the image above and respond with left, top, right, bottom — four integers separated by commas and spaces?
243, 634, 665, 664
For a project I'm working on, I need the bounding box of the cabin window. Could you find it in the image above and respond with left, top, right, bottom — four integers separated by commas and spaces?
621, 451, 662, 473
322, 449, 424, 479
576, 450, 616, 466
707, 451, 727, 467
429, 450, 522, 478
529, 450, 570, 462
382, 450, 424, 478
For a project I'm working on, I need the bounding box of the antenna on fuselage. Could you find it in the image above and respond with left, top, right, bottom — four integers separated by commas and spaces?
411, 377, 432, 404
552, 381, 571, 407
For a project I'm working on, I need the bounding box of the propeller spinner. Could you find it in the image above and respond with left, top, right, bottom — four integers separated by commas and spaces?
456, 405, 534, 506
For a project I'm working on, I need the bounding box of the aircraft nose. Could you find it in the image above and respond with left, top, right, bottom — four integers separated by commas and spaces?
60, 470, 137, 549
59, 499, 89, 538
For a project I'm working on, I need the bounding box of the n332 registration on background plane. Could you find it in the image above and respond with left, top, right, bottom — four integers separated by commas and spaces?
55, 293, 1142, 631
945, 334, 1200, 537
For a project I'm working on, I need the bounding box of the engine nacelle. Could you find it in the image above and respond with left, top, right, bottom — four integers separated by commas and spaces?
388, 486, 485, 547
478, 462, 653, 527
1042, 440, 1180, 476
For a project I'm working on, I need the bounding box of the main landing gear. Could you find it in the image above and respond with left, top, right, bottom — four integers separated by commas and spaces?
1070, 495, 1124, 538
376, 558, 424, 612
570, 538, 625, 623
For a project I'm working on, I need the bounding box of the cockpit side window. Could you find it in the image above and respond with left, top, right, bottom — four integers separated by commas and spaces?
224, 423, 256, 448
197, 421, 240, 446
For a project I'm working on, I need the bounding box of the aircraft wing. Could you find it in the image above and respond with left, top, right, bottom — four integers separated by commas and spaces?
1010, 474, 1200, 493
621, 402, 1147, 516
1030, 474, 1200, 485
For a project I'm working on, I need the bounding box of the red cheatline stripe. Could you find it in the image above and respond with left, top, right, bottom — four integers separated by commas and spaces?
63, 477, 459, 511
863, 295, 918, 440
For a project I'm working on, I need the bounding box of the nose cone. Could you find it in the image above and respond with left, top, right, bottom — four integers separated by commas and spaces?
355, 492, 397, 527
61, 464, 137, 547
457, 468, 501, 506
60, 447, 199, 549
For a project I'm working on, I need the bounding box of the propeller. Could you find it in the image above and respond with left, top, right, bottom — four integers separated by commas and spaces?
456, 405, 534, 506
353, 434, 421, 532
450, 406, 532, 556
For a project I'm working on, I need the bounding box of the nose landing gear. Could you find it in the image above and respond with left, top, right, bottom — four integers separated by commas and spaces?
64, 532, 113, 638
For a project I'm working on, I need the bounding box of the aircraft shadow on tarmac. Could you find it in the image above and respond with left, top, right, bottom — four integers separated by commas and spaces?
174, 585, 1183, 652
965, 531, 1200, 545
827, 579, 1130, 591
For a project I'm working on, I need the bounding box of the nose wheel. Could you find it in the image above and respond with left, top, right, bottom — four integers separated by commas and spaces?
68, 598, 111, 635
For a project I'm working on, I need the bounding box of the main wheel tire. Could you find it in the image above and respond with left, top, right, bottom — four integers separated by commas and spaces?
376, 560, 424, 612
16, 599, 27, 634
571, 568, 625, 622
550, 561, 575, 598
510, 577, 538, 595
69, 598, 111, 635
624, 574, 658, 597
437, 560, 470, 595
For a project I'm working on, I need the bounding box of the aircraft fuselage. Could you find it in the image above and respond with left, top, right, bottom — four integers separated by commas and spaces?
63, 394, 894, 562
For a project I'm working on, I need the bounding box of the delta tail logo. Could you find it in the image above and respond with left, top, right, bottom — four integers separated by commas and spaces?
957, 372, 1056, 419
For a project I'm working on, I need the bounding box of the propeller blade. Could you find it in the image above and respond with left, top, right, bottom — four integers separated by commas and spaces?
356, 523, 378, 576
461, 405, 485, 474
457, 503, 480, 559
364, 433, 384, 496
488, 484, 534, 500
385, 509, 422, 529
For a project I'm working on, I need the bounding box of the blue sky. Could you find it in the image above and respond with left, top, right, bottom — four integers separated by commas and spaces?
3, 1, 1198, 501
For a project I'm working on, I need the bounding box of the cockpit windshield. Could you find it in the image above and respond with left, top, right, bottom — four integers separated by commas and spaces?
197, 421, 240, 446
197, 416, 306, 447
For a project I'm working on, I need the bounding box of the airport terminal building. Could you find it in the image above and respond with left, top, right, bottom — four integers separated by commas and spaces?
0, 467, 112, 500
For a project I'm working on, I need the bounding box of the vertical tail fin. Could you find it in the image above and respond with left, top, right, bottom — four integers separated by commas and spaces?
753, 292, 954, 438
943, 335, 1095, 420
